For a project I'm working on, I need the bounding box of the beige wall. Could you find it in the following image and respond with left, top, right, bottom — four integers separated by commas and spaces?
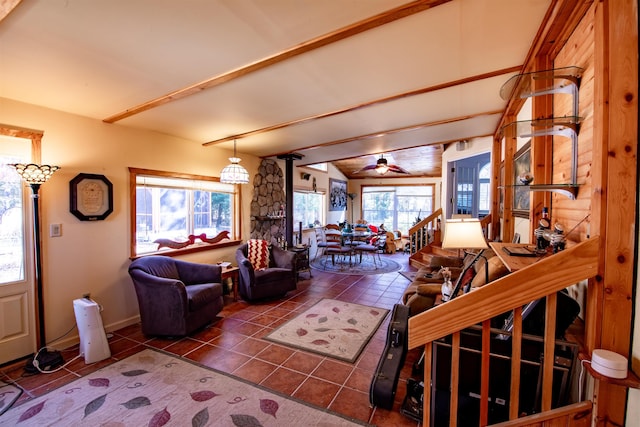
1, 96, 260, 348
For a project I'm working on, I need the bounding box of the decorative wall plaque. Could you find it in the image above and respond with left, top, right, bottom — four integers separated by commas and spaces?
70, 173, 113, 221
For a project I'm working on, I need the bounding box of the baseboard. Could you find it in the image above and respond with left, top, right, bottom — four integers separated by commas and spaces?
49, 315, 141, 351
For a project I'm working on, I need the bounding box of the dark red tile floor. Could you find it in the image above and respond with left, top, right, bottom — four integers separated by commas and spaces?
0, 252, 422, 426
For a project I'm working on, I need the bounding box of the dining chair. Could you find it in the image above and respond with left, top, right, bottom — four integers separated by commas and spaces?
323, 229, 353, 267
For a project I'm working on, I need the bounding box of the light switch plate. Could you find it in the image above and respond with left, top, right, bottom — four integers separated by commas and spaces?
50, 223, 62, 237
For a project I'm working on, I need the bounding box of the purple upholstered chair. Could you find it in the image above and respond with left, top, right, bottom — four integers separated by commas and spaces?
128, 256, 224, 337
235, 242, 296, 301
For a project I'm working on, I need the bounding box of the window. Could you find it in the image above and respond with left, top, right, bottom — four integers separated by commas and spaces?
0, 156, 25, 283
305, 163, 327, 172
293, 190, 324, 228
129, 168, 239, 257
478, 163, 491, 214
362, 185, 434, 233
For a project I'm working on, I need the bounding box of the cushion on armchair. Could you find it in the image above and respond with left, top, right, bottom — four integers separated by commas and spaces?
248, 239, 270, 270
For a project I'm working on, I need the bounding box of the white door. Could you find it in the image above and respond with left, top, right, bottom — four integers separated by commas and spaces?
0, 137, 36, 364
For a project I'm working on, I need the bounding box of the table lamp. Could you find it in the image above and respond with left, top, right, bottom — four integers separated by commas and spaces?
442, 218, 489, 293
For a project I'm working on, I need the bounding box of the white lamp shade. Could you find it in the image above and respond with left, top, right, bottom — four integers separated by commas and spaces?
220, 157, 249, 184
442, 219, 488, 249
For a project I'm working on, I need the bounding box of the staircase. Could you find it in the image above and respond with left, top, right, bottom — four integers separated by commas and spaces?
407, 238, 600, 426
407, 210, 492, 269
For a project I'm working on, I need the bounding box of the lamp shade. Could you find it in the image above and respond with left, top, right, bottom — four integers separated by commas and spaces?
219, 139, 250, 184
9, 163, 60, 184
442, 218, 488, 249
219, 157, 249, 184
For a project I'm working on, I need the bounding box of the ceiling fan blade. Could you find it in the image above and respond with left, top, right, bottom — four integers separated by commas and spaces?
354, 164, 378, 173
387, 164, 410, 174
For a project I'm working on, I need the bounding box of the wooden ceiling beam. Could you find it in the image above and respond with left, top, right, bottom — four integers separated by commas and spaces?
203, 66, 520, 146
103, 0, 450, 124
0, 0, 21, 23
264, 111, 500, 161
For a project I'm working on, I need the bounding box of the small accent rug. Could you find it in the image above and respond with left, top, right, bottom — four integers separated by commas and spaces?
310, 255, 401, 275
264, 299, 389, 363
0, 379, 22, 416
0, 349, 367, 426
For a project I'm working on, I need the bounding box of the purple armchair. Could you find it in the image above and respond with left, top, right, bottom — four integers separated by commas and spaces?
128, 256, 224, 337
235, 243, 297, 301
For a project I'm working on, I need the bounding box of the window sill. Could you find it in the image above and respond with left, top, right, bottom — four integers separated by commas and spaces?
131, 239, 242, 260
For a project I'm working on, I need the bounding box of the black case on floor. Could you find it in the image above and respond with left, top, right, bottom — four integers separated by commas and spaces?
369, 303, 410, 409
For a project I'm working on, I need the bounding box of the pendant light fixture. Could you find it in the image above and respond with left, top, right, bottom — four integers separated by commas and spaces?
220, 139, 249, 184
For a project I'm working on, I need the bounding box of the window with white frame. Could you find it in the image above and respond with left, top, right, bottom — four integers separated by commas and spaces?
293, 190, 325, 229
130, 168, 239, 257
362, 185, 434, 233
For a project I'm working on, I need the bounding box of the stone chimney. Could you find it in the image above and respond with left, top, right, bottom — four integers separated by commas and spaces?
249, 159, 286, 243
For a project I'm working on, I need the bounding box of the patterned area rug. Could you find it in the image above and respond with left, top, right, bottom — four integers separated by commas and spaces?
0, 379, 22, 416
0, 349, 368, 426
264, 299, 389, 363
310, 254, 402, 275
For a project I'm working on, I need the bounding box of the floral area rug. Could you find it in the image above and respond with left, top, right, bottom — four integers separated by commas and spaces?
0, 349, 368, 427
0, 379, 22, 416
264, 299, 389, 363
310, 254, 402, 275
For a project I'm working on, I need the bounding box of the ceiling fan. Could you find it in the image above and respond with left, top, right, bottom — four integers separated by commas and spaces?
355, 154, 409, 175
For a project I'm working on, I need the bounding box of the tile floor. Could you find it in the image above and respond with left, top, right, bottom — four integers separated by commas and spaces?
0, 252, 423, 426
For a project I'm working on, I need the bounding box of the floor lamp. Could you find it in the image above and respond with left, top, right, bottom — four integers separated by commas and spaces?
10, 163, 61, 372
348, 193, 357, 224
441, 218, 489, 296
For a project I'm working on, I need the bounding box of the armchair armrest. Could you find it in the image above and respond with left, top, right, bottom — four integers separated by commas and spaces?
175, 260, 222, 285
271, 245, 296, 269
129, 270, 189, 313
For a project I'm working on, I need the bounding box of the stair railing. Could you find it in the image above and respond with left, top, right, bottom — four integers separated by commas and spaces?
408, 237, 600, 426
407, 208, 443, 254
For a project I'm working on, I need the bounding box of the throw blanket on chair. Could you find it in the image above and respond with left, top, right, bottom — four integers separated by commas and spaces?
248, 239, 270, 270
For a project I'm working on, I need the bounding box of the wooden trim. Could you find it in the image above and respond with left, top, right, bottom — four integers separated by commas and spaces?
490, 401, 593, 427
104, 0, 450, 124
408, 237, 599, 348
203, 67, 518, 146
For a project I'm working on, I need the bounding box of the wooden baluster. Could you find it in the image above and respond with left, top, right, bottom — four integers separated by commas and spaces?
480, 320, 491, 426
450, 332, 460, 427
423, 342, 433, 427
509, 306, 523, 420
541, 292, 558, 411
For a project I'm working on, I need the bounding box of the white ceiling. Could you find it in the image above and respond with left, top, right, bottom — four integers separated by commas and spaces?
0, 0, 551, 175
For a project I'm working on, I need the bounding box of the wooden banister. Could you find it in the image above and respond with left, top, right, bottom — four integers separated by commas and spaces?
407, 208, 443, 254
408, 237, 599, 348
407, 237, 600, 426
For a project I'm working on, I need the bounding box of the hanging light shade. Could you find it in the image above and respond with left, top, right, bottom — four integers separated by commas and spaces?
220, 140, 249, 184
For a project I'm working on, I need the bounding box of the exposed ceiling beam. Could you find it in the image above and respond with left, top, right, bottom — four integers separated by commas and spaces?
0, 0, 21, 23
203, 65, 521, 146
264, 110, 502, 160
103, 0, 450, 124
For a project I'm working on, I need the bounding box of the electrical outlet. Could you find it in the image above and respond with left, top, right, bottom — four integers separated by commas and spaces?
50, 223, 62, 237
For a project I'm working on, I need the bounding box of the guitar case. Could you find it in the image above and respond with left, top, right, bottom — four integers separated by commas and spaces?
369, 303, 410, 409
